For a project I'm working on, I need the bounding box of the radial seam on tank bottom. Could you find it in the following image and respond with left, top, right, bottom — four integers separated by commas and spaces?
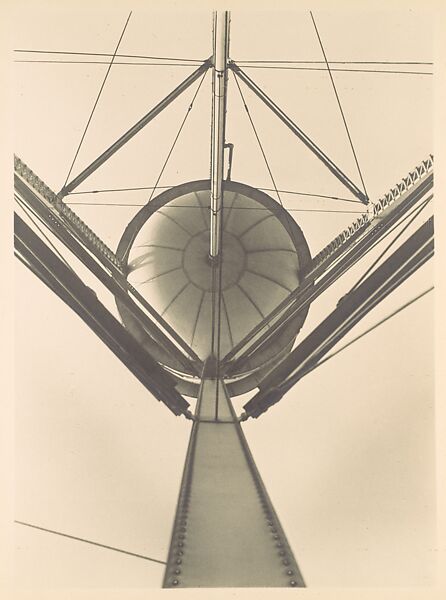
137, 265, 183, 285
194, 191, 209, 228
158, 209, 196, 236
160, 281, 191, 316
244, 268, 295, 293
238, 212, 275, 238
221, 293, 234, 348
190, 289, 206, 348
246, 248, 296, 254
236, 282, 265, 320
223, 192, 240, 229
135, 243, 183, 252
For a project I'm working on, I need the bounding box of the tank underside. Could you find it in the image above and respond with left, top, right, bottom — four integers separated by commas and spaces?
116, 180, 312, 396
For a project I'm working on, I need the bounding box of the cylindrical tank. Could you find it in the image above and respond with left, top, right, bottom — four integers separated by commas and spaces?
116, 180, 312, 396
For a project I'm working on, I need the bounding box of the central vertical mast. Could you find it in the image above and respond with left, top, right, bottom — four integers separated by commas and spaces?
209, 11, 230, 259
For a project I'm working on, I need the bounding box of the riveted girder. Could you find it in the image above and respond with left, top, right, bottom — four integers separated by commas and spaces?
163, 375, 304, 588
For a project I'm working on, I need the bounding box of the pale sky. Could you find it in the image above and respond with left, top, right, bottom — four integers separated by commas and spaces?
12, 4, 437, 592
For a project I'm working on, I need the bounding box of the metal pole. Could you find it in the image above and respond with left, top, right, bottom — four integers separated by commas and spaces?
209, 11, 230, 258
230, 62, 369, 205
59, 59, 212, 197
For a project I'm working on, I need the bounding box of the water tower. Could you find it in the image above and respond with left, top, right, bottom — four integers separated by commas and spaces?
13, 9, 434, 589
114, 13, 311, 586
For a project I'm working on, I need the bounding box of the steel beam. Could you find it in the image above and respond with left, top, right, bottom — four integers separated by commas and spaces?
14, 213, 192, 417
15, 173, 202, 374
242, 216, 434, 419
163, 369, 304, 587
229, 61, 368, 204
223, 171, 433, 374
59, 59, 212, 197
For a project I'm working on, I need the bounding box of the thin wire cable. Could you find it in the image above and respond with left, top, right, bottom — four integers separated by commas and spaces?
14, 50, 432, 65
14, 49, 204, 62
15, 60, 202, 67
260, 188, 361, 204
63, 12, 132, 188
15, 59, 433, 75
236, 65, 433, 75
14, 196, 76, 274
14, 520, 166, 565
310, 11, 369, 201
65, 201, 364, 214
234, 59, 433, 65
348, 196, 432, 293
67, 185, 360, 204
232, 71, 283, 207
144, 70, 208, 204
285, 286, 434, 384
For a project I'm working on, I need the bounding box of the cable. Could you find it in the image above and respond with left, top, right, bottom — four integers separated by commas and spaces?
235, 59, 433, 65
67, 185, 172, 195
232, 71, 283, 207
63, 12, 132, 188
289, 286, 434, 382
14, 51, 432, 66
144, 70, 208, 204
15, 60, 202, 67
348, 195, 432, 293
67, 185, 360, 204
310, 11, 369, 201
260, 188, 361, 204
236, 65, 433, 75
65, 201, 364, 214
14, 49, 204, 62
14, 520, 166, 565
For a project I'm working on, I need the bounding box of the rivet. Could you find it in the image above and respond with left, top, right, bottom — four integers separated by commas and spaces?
283, 559, 290, 566
174, 569, 181, 575
176, 558, 182, 565
279, 550, 286, 556
286, 570, 294, 576
273, 534, 279, 540
276, 542, 283, 548
172, 579, 179, 586
177, 541, 184, 548
176, 550, 183, 556
290, 580, 297, 587
179, 527, 186, 533
267, 520, 273, 526
178, 534, 185, 540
